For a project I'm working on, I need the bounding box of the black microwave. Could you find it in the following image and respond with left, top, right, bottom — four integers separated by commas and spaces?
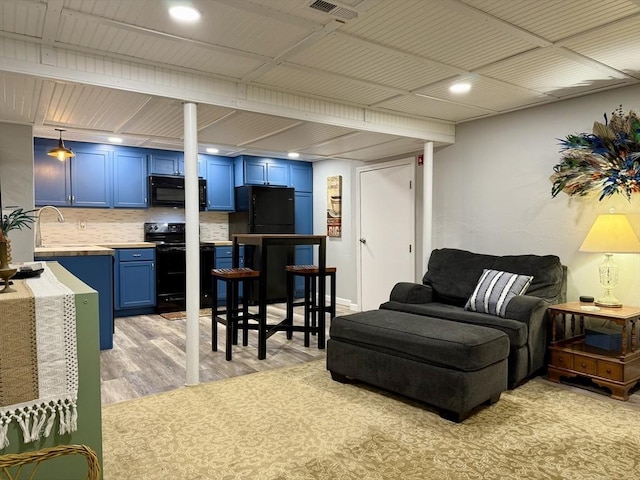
148, 175, 207, 210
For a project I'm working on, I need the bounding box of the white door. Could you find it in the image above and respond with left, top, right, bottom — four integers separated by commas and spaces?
357, 159, 415, 311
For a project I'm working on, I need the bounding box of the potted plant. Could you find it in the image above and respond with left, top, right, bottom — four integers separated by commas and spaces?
1, 207, 37, 263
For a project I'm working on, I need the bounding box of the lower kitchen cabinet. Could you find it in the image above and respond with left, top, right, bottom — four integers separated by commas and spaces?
214, 246, 243, 304
114, 248, 156, 316
34, 254, 114, 350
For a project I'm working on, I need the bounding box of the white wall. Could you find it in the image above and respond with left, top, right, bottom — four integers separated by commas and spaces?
0, 123, 34, 263
312, 158, 365, 309
432, 85, 640, 306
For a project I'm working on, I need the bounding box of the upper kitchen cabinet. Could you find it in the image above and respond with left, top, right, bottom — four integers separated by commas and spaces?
289, 162, 313, 192
234, 155, 289, 187
113, 147, 148, 208
148, 150, 184, 176
34, 140, 111, 208
201, 154, 234, 211
148, 149, 205, 177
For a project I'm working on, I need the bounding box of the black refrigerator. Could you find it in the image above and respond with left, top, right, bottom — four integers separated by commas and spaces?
228, 186, 295, 303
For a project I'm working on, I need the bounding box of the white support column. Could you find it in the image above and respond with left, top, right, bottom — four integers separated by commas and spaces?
183, 101, 200, 386
422, 142, 434, 275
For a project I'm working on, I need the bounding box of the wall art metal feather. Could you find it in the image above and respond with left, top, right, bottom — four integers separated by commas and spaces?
550, 106, 640, 201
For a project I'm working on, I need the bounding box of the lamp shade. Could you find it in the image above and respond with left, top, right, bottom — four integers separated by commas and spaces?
47, 129, 75, 161
579, 214, 640, 253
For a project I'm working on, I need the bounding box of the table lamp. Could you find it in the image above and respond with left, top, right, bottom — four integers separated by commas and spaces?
579, 212, 640, 307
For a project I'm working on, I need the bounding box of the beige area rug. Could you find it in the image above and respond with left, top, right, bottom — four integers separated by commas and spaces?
102, 360, 640, 480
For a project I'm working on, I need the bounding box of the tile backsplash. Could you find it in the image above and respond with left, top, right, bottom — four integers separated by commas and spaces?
35, 208, 229, 244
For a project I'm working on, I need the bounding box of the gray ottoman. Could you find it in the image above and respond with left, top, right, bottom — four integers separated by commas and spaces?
327, 310, 509, 422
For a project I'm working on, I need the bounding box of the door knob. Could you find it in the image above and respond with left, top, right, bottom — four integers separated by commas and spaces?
359, 238, 367, 244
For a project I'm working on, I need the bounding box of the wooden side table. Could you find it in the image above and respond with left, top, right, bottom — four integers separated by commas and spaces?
547, 302, 640, 400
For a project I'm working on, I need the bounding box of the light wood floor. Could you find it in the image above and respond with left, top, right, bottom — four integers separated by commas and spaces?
100, 303, 343, 406
100, 304, 639, 408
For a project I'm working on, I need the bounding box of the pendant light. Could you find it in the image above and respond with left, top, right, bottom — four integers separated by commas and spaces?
47, 129, 75, 161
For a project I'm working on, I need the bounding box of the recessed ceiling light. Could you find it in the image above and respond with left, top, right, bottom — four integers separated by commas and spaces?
288, 152, 300, 159
449, 83, 471, 94
169, 5, 201, 22
206, 147, 219, 154
108, 137, 123, 143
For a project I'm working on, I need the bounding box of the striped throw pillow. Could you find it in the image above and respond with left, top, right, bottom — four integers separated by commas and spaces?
464, 269, 533, 317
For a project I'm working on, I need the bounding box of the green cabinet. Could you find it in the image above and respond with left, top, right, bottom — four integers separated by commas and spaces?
114, 248, 156, 315
2, 263, 103, 478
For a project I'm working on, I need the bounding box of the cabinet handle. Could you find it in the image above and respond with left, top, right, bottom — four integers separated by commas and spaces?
558, 358, 564, 363
580, 363, 586, 368
606, 369, 612, 373
133, 254, 141, 257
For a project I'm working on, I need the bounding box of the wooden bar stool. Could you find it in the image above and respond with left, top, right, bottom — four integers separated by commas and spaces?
211, 267, 262, 360
285, 265, 337, 347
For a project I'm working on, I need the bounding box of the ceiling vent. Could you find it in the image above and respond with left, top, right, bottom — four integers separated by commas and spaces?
309, 1, 358, 21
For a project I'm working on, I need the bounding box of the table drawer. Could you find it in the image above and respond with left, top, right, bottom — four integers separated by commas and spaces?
551, 351, 573, 370
596, 361, 623, 381
573, 355, 597, 375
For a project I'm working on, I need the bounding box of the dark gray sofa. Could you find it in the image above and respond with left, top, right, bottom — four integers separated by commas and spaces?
379, 248, 567, 388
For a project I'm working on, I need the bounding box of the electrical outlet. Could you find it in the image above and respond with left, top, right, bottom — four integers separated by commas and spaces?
78, 221, 86, 230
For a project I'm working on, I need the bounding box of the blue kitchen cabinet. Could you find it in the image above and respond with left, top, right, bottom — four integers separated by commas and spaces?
294, 191, 314, 296
114, 248, 156, 315
202, 154, 234, 211
290, 162, 313, 192
234, 155, 289, 187
34, 139, 112, 207
34, 254, 114, 350
34, 143, 71, 206
113, 147, 148, 208
148, 150, 184, 176
71, 145, 112, 207
214, 246, 243, 304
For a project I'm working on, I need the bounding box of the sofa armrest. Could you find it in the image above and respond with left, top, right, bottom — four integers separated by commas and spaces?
388, 282, 434, 304
505, 295, 552, 376
504, 295, 549, 325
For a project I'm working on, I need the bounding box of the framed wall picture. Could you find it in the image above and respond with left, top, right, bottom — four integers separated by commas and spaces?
327, 175, 342, 237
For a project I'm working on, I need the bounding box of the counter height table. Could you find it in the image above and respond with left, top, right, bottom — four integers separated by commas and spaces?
231, 234, 327, 359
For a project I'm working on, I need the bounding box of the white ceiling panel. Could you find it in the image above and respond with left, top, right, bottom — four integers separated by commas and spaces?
0, 72, 44, 124
412, 76, 549, 113
257, 64, 398, 106
45, 83, 152, 131
461, 0, 640, 42
286, 33, 455, 91
0, 0, 45, 37
478, 48, 624, 96
379, 95, 491, 123
246, 122, 357, 151
198, 111, 301, 146
300, 131, 404, 157
562, 16, 640, 77
0, 0, 638, 162
332, 137, 425, 161
341, 0, 535, 70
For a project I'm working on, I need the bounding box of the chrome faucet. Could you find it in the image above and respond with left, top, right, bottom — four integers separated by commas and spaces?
35, 206, 65, 247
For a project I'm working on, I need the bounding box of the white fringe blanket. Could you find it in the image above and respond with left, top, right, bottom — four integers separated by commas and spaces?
0, 265, 78, 450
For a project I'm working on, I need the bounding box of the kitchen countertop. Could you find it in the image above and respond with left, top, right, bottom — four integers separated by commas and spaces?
35, 245, 116, 257
34, 241, 156, 257
34, 241, 233, 257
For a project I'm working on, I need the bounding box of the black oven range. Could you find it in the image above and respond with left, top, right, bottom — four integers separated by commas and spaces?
144, 222, 215, 313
